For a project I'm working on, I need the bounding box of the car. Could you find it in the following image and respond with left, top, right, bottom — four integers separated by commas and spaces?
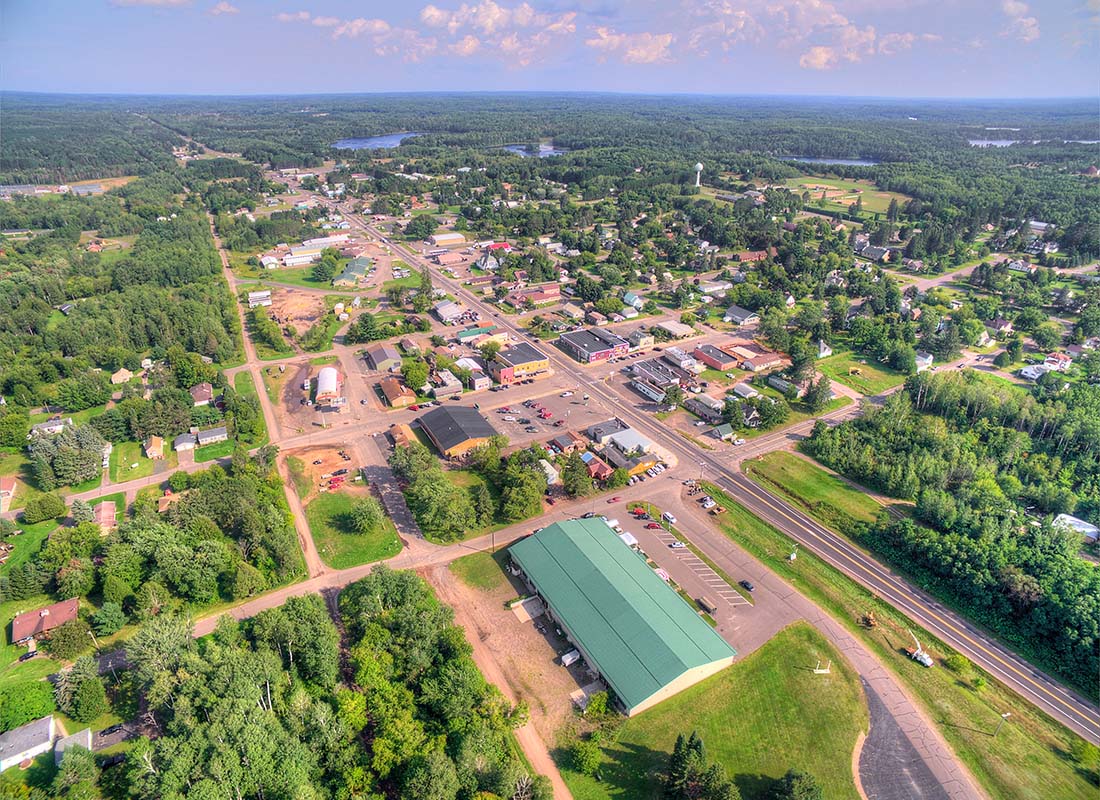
102, 724, 125, 736
18, 651, 38, 662
525, 426, 539, 433
560, 391, 574, 397
669, 541, 687, 549
546, 496, 556, 505
360, 399, 367, 404
313, 460, 323, 465
695, 421, 707, 427
503, 415, 517, 422
553, 419, 565, 427
662, 511, 678, 524
645, 522, 662, 530
450, 394, 462, 400
409, 404, 419, 411
739, 580, 755, 592
607, 496, 622, 503
582, 512, 596, 519
518, 417, 531, 424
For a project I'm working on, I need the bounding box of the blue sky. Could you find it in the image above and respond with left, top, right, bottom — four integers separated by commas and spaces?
2, 0, 1098, 97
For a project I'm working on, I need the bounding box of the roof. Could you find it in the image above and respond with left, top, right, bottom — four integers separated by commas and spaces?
365, 343, 401, 367
559, 328, 628, 356
0, 716, 54, 763
509, 520, 736, 713
724, 305, 758, 323
380, 376, 415, 403
497, 342, 548, 366
196, 426, 228, 444
54, 728, 92, 766
418, 405, 498, 453
11, 598, 80, 642
694, 344, 736, 363
190, 382, 214, 403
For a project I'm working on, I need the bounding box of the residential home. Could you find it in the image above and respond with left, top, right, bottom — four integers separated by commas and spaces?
11, 599, 80, 644
733, 248, 776, 263
579, 451, 614, 481
364, 343, 402, 372
560, 302, 585, 320
732, 383, 758, 399
173, 433, 197, 451
94, 502, 117, 532
379, 376, 417, 407
1019, 364, 1051, 381
585, 310, 608, 326
1044, 353, 1073, 372
196, 426, 229, 446
0, 716, 56, 772
190, 382, 214, 406
399, 337, 420, 354
622, 291, 645, 309
0, 476, 15, 514
54, 729, 92, 767
712, 423, 735, 441
143, 436, 164, 460
685, 394, 724, 422
723, 305, 759, 326
110, 367, 133, 385
767, 375, 804, 398
28, 417, 73, 439
817, 340, 833, 358
698, 280, 733, 295
1053, 513, 1100, 543
430, 370, 463, 398
987, 318, 1014, 336
915, 351, 934, 372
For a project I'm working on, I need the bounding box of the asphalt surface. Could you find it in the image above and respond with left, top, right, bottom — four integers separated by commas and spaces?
860, 677, 950, 800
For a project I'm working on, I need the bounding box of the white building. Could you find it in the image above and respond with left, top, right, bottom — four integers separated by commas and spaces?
430, 232, 466, 247
0, 716, 55, 772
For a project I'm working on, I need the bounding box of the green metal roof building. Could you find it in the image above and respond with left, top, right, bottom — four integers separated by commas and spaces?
509, 519, 736, 716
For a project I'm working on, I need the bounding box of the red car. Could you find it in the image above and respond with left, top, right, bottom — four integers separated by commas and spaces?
540, 411, 553, 419
607, 496, 622, 504
645, 522, 662, 530
409, 405, 419, 411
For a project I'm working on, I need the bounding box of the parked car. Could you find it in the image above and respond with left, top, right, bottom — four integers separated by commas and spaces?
739, 580, 755, 592
18, 651, 37, 662
645, 522, 662, 530
102, 724, 125, 736
733, 438, 746, 446
608, 496, 622, 503
561, 391, 574, 397
669, 541, 687, 549
662, 511, 677, 524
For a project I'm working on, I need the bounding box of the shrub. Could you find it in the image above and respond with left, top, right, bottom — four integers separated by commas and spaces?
21, 493, 68, 524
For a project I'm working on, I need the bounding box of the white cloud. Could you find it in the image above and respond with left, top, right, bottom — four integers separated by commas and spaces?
112, 0, 189, 6
799, 45, 838, 69
208, 1, 238, 14
585, 27, 674, 63
311, 16, 342, 27
1001, 0, 1040, 42
332, 18, 391, 38
450, 34, 482, 55
275, 11, 311, 23
420, 4, 451, 27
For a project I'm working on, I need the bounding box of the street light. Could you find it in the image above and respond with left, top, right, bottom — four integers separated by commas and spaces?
994, 712, 1011, 737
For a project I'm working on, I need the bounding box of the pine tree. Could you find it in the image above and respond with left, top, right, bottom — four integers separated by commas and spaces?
664, 733, 689, 798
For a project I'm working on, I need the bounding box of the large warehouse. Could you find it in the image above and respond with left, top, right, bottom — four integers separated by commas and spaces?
510, 519, 736, 716
417, 405, 498, 458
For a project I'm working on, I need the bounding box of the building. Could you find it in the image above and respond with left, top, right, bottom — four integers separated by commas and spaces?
712, 423, 735, 441
54, 728, 92, 767
817, 340, 833, 358
492, 342, 551, 385
558, 328, 630, 363
0, 476, 15, 514
433, 300, 467, 324
560, 302, 585, 320
538, 458, 561, 486
631, 378, 667, 403
143, 436, 164, 460
417, 406, 498, 458
190, 382, 214, 406
1044, 353, 1073, 372
655, 320, 694, 339
0, 716, 55, 772
333, 257, 371, 287
692, 344, 738, 371
628, 329, 655, 349
364, 343, 402, 372
1053, 513, 1100, 543
580, 451, 614, 480
173, 433, 197, 451
767, 375, 804, 398
723, 305, 759, 326
11, 598, 80, 644
915, 351, 934, 372
733, 248, 775, 263
314, 367, 344, 406
608, 428, 654, 456
196, 426, 229, 447
698, 280, 733, 295
1019, 364, 1050, 381
622, 291, 645, 310
685, 394, 725, 422
429, 232, 466, 247
110, 367, 133, 385
509, 520, 736, 716
662, 347, 697, 371
92, 500, 117, 531
28, 417, 73, 439
430, 369, 463, 398
434, 251, 466, 267
260, 255, 280, 270
247, 290, 273, 308
302, 234, 350, 249
379, 376, 417, 408
506, 283, 561, 308
732, 383, 758, 399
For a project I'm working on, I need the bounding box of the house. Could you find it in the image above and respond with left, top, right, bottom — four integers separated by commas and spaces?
314, 367, 344, 406
693, 344, 738, 371
28, 417, 73, 439
587, 418, 629, 445
429, 232, 466, 247
417, 405, 498, 458
1005, 259, 1037, 276
538, 459, 561, 487
0, 476, 15, 514
110, 367, 133, 385
11, 599, 80, 644
817, 340, 833, 358
399, 337, 420, 355
379, 376, 417, 408
1019, 364, 1051, 381
1053, 513, 1100, 543
558, 328, 630, 363
733, 248, 776, 263
506, 283, 561, 308
474, 253, 501, 272
767, 375, 804, 398
861, 246, 889, 262
173, 433, 197, 451
433, 300, 466, 324
1044, 353, 1073, 372
915, 351, 934, 372
600, 444, 658, 477
628, 329, 655, 349
190, 382, 214, 406
247, 290, 273, 309
0, 716, 56, 772
560, 302, 585, 320
698, 280, 733, 295
586, 310, 608, 326
580, 451, 614, 480
723, 305, 759, 326
196, 426, 229, 446
364, 343, 402, 372
739, 350, 783, 372
622, 291, 645, 310
732, 383, 758, 399
712, 423, 735, 441
53, 728, 92, 768
685, 394, 725, 422
508, 520, 735, 716
655, 320, 694, 339
143, 436, 164, 460
987, 319, 1014, 336
492, 342, 551, 385
434, 251, 466, 267
94, 501, 117, 531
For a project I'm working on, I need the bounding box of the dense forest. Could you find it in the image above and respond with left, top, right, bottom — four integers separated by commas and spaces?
803, 375, 1100, 695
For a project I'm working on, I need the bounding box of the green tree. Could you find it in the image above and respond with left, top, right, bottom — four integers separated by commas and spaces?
803, 377, 833, 413
21, 493, 67, 524
349, 495, 385, 535
46, 618, 92, 661
774, 769, 823, 800
561, 451, 594, 498
401, 748, 460, 800
474, 482, 495, 526
71, 675, 108, 723
570, 737, 602, 776
1032, 322, 1063, 351
402, 360, 429, 391
52, 745, 100, 799
0, 680, 56, 733
70, 499, 94, 524
606, 468, 630, 488
92, 602, 127, 636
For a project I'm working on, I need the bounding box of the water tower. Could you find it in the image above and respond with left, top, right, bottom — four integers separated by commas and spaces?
694, 162, 704, 188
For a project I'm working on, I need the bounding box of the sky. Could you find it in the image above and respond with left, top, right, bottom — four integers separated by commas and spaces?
1, 0, 1098, 98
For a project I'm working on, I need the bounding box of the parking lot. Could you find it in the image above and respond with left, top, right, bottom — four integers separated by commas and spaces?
486, 385, 617, 446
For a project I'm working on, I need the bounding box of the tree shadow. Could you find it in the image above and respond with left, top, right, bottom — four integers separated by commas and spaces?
734, 772, 781, 800
594, 740, 671, 797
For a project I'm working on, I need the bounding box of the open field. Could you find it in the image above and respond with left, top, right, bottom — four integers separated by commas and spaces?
698, 482, 1098, 800
194, 439, 235, 462
560, 623, 867, 800
108, 441, 176, 482
743, 451, 885, 529
304, 489, 400, 569
782, 176, 911, 216
817, 351, 908, 395
449, 550, 510, 592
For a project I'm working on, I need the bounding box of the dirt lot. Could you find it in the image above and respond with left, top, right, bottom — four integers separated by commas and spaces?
284, 444, 356, 502
426, 561, 592, 746
269, 288, 327, 333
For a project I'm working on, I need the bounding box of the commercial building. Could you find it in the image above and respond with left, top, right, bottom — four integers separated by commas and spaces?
314, 366, 344, 406
379, 376, 417, 408
693, 344, 738, 371
429, 232, 466, 247
655, 320, 694, 339
509, 520, 736, 716
364, 343, 402, 372
492, 342, 551, 385
417, 405, 498, 458
0, 716, 55, 772
558, 328, 630, 363
11, 598, 80, 644
333, 257, 372, 287
433, 300, 467, 324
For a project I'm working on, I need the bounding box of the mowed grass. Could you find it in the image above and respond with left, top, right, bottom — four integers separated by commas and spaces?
0, 519, 58, 579
233, 371, 269, 447
817, 351, 908, 396
698, 482, 1098, 800
194, 439, 236, 463
305, 490, 401, 570
782, 176, 910, 215
108, 441, 176, 482
561, 623, 868, 800
449, 550, 510, 592
743, 451, 883, 531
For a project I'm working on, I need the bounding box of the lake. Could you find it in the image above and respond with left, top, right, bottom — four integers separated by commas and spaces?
502, 143, 569, 158
783, 156, 880, 166
969, 139, 1099, 147
331, 132, 423, 150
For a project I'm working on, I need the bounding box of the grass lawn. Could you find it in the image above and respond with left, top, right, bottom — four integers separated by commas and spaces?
108, 441, 176, 482
449, 550, 510, 592
560, 623, 867, 800
697, 482, 1097, 800
743, 451, 884, 531
0, 519, 59, 580
305, 490, 401, 570
782, 175, 911, 216
817, 351, 908, 396
28, 406, 105, 427
286, 456, 312, 498
380, 274, 421, 292
261, 365, 291, 405
194, 439, 236, 463
254, 265, 357, 293
233, 372, 269, 447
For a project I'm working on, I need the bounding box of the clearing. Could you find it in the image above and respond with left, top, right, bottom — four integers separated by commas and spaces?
782, 176, 911, 216
817, 351, 908, 396
108, 441, 177, 482
304, 488, 400, 569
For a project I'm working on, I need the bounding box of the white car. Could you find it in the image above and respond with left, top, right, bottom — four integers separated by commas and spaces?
733, 438, 746, 446
561, 391, 574, 397
669, 541, 687, 549
662, 512, 678, 524
503, 415, 517, 422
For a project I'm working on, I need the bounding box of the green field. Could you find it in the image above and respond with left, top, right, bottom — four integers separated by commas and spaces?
817, 351, 908, 396
108, 441, 176, 482
783, 176, 911, 216
0, 519, 59, 579
697, 483, 1097, 800
194, 439, 235, 462
449, 550, 510, 592
304, 490, 401, 569
561, 623, 867, 800
233, 371, 269, 447
246, 264, 357, 293
743, 451, 885, 530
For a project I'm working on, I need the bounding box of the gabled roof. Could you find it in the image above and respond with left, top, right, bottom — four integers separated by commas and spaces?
11, 598, 79, 642
418, 405, 498, 453
0, 716, 54, 763
510, 520, 736, 713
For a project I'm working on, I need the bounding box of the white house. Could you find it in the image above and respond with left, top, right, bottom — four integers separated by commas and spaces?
0, 716, 55, 772
915, 351, 934, 372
